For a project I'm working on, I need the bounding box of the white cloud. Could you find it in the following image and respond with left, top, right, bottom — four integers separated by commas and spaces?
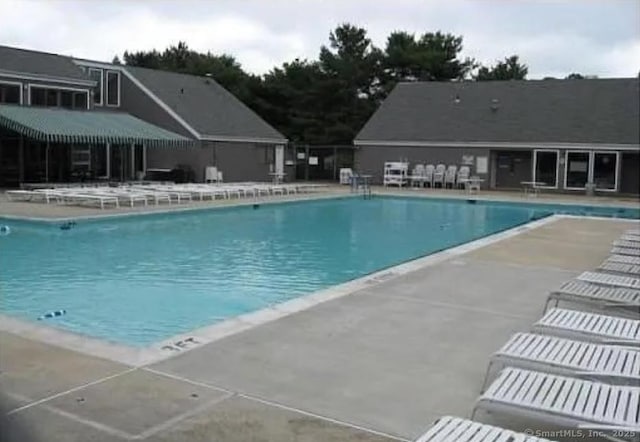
1, 0, 638, 77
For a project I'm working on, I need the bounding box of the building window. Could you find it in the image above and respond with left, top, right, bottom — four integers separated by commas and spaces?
60, 90, 74, 108
565, 151, 590, 189
30, 86, 89, 109
533, 150, 558, 188
0, 83, 21, 104
593, 152, 618, 191
30, 87, 46, 106
46, 89, 58, 106
73, 92, 88, 109
88, 68, 103, 106
106, 71, 120, 106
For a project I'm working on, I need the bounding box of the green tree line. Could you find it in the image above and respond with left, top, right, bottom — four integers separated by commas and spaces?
120, 24, 532, 145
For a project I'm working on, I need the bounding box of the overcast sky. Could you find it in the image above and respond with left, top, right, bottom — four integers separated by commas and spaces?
1, 0, 638, 78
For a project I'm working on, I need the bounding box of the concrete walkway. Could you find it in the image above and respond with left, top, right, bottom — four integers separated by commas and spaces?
0, 216, 635, 441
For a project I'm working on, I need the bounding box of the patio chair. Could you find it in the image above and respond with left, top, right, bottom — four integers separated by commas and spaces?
410, 164, 426, 187
456, 166, 470, 189
444, 165, 457, 188
533, 308, 640, 346
424, 164, 435, 188
480, 332, 640, 392
414, 415, 556, 442
578, 271, 640, 290
204, 166, 218, 183
544, 279, 640, 314
624, 228, 640, 236
433, 164, 446, 188
606, 255, 640, 266
473, 368, 640, 441
611, 246, 640, 257
599, 261, 640, 276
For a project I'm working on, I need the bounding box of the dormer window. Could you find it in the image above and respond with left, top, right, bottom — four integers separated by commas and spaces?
106, 70, 120, 107
88, 68, 103, 106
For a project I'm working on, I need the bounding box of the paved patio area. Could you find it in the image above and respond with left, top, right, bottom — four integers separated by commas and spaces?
1, 186, 637, 220
0, 207, 636, 440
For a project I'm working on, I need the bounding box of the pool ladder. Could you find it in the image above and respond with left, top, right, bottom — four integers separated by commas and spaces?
350, 176, 372, 200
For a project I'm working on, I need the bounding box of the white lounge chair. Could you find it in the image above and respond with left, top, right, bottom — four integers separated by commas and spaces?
52, 190, 120, 209
599, 261, 640, 276
533, 308, 640, 346
474, 368, 640, 440
611, 246, 640, 257
625, 228, 640, 236
424, 164, 435, 188
607, 255, 640, 266
614, 240, 640, 249
433, 164, 446, 188
578, 271, 640, 290
620, 234, 640, 243
481, 332, 640, 392
444, 165, 457, 189
414, 415, 556, 442
544, 279, 640, 313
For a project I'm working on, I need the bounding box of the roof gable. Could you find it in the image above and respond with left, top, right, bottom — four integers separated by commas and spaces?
124, 66, 286, 142
355, 78, 640, 145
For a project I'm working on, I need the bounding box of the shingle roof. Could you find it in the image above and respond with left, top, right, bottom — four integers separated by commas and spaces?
124, 66, 286, 142
355, 78, 639, 145
0, 45, 91, 83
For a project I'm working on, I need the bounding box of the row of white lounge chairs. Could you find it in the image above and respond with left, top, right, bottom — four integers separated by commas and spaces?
415, 227, 640, 442
5, 182, 327, 210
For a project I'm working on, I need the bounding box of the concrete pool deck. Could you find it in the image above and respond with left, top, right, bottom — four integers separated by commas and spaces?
0, 192, 638, 441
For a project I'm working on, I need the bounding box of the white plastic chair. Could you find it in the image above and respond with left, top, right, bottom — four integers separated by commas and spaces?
456, 166, 470, 189
411, 164, 426, 187
424, 164, 435, 188
205, 166, 218, 183
433, 164, 446, 188
444, 165, 457, 188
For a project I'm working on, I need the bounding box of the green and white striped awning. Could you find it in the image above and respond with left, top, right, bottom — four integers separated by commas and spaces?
0, 104, 193, 147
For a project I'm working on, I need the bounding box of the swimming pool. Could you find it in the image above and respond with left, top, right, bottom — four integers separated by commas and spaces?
1, 196, 638, 346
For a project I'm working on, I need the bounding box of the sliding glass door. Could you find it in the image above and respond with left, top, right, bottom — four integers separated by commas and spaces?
533, 150, 559, 188
564, 151, 619, 191
565, 151, 590, 189
593, 152, 618, 191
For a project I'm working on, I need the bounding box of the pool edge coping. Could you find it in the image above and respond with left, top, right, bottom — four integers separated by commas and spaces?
4, 212, 626, 367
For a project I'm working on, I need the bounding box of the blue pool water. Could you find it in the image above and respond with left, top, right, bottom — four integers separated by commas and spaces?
1, 196, 638, 346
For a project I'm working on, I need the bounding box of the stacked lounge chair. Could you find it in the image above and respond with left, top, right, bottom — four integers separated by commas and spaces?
413, 229, 640, 442
5, 182, 327, 210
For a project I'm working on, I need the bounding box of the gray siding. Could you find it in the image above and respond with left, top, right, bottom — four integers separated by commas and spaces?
215, 142, 273, 182
354, 145, 491, 184
146, 140, 274, 182
119, 75, 193, 138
